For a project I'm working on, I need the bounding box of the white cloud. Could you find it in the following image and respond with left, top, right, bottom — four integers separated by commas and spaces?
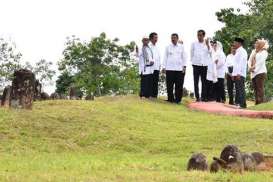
0, 0, 246, 93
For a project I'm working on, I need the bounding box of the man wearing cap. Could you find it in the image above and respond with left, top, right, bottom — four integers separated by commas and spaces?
232, 37, 248, 108
162, 33, 187, 104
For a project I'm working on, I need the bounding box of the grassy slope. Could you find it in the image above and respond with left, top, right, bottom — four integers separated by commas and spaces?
0, 96, 272, 182
249, 102, 273, 111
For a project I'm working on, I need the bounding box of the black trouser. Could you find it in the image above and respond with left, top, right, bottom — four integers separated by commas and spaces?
215, 78, 226, 103
140, 74, 153, 98
166, 71, 185, 103
207, 81, 216, 101
235, 76, 247, 108
227, 74, 235, 105
151, 70, 160, 98
193, 65, 208, 101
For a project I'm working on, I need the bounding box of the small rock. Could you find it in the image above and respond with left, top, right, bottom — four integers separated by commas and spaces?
241, 153, 256, 171
220, 145, 244, 173
1, 86, 12, 107
187, 153, 208, 171
41, 92, 50, 100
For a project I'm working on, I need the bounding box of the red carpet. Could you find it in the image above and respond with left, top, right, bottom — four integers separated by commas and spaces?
188, 102, 273, 119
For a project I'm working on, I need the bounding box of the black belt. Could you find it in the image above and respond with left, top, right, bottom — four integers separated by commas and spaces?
228, 66, 233, 74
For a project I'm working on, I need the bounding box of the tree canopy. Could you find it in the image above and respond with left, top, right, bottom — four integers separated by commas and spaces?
57, 33, 139, 96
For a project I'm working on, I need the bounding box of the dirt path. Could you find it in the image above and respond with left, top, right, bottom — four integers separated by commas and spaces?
188, 102, 273, 119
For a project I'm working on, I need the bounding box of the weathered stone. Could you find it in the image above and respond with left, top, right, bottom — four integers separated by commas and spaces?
85, 94, 94, 101
69, 86, 78, 100
50, 92, 60, 100
210, 157, 228, 173
41, 92, 50, 100
210, 160, 221, 173
187, 153, 208, 171
10, 69, 35, 109
1, 86, 12, 107
251, 152, 264, 165
220, 145, 244, 173
241, 153, 256, 171
34, 80, 42, 101
68, 86, 83, 100
59, 94, 68, 100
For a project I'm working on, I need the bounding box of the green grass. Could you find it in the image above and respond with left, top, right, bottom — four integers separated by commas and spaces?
249, 101, 273, 111
0, 95, 273, 181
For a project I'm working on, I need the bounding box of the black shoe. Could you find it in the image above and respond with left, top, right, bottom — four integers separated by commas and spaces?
240, 105, 247, 109
175, 100, 182, 104
201, 98, 208, 102
196, 98, 201, 102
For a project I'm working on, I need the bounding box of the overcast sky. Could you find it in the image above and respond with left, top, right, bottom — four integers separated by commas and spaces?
0, 0, 246, 93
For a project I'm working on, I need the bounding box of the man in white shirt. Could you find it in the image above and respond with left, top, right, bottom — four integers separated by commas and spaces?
162, 33, 187, 104
149, 32, 161, 98
226, 46, 236, 105
191, 30, 211, 102
138, 37, 154, 98
232, 37, 248, 108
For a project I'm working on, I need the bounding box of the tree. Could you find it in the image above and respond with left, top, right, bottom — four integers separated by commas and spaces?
24, 59, 56, 86
55, 71, 74, 95
214, 0, 273, 100
58, 33, 138, 97
0, 38, 22, 89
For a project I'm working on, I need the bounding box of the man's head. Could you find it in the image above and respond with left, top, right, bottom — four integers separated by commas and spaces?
197, 30, 206, 42
233, 37, 244, 50
171, 33, 179, 45
149, 32, 158, 45
142, 37, 149, 46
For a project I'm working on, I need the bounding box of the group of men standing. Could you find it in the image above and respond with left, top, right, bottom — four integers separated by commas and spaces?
138, 30, 268, 108
138, 32, 187, 103
137, 33, 161, 99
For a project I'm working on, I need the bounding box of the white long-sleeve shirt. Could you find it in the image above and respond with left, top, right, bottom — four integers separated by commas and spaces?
163, 43, 187, 71
226, 54, 235, 76
216, 51, 226, 78
207, 48, 226, 81
149, 43, 161, 71
248, 50, 268, 79
138, 46, 154, 75
226, 54, 235, 68
191, 41, 210, 66
207, 56, 217, 82
232, 46, 248, 78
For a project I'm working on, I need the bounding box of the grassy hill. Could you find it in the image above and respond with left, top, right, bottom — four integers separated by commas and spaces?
249, 102, 273, 111
0, 96, 272, 182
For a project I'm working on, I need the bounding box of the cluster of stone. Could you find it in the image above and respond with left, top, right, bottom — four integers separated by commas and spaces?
0, 70, 95, 109
187, 144, 269, 173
